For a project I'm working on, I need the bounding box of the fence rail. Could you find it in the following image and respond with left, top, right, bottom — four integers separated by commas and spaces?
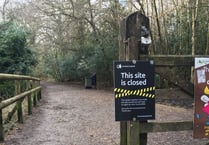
0, 73, 40, 81
0, 73, 41, 141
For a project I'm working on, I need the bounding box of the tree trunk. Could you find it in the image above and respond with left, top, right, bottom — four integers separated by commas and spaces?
191, 0, 199, 55
151, 0, 157, 54
190, 0, 199, 83
160, 0, 168, 54
152, 0, 162, 53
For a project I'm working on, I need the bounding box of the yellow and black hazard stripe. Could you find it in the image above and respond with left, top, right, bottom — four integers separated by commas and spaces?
114, 86, 155, 98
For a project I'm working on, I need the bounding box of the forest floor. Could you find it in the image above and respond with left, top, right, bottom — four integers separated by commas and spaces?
1, 82, 209, 145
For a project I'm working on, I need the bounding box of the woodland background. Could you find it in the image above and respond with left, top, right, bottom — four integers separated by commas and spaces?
0, 0, 208, 84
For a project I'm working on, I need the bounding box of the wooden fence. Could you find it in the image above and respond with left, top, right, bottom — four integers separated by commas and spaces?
0, 73, 41, 141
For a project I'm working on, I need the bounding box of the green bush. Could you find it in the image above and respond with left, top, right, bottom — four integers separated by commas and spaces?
0, 22, 37, 99
0, 22, 37, 74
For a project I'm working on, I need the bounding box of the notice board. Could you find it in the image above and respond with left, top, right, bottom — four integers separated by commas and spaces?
194, 57, 209, 138
113, 60, 155, 121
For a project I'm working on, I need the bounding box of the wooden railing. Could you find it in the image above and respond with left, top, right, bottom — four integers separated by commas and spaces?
0, 73, 41, 141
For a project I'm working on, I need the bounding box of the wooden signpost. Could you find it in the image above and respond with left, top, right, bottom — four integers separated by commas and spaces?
117, 11, 195, 145
118, 11, 152, 145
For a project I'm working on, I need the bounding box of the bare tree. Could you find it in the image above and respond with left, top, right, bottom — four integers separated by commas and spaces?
152, 0, 162, 53
191, 0, 199, 55
1, 0, 10, 21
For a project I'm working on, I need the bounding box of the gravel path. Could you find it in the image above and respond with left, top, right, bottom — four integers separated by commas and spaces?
2, 82, 209, 145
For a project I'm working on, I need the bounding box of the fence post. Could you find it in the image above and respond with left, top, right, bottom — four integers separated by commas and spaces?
39, 81, 42, 99
32, 80, 37, 107
27, 80, 32, 115
15, 80, 23, 123
37, 81, 41, 101
0, 109, 4, 141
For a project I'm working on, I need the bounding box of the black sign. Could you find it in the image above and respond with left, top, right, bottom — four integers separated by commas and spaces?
113, 60, 155, 121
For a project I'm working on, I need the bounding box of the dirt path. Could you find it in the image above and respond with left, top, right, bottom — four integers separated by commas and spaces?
3, 82, 209, 145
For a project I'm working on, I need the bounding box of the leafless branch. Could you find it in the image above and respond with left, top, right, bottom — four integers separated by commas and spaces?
2, 0, 10, 21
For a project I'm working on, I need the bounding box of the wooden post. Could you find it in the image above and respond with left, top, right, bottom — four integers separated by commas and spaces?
126, 37, 139, 60
119, 21, 140, 145
37, 81, 41, 101
119, 11, 149, 145
120, 121, 127, 145
37, 81, 41, 100
32, 81, 37, 107
139, 121, 147, 145
126, 37, 148, 145
38, 90, 41, 100
15, 80, 23, 123
0, 109, 4, 141
119, 18, 126, 61
127, 121, 140, 145
27, 80, 32, 115
120, 36, 146, 145
119, 17, 128, 145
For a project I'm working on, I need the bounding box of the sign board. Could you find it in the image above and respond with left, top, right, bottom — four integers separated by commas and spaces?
194, 57, 209, 138
113, 60, 155, 121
